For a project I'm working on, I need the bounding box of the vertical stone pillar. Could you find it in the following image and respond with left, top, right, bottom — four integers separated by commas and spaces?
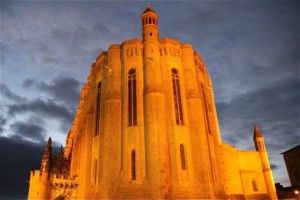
77, 114, 94, 198
141, 5, 170, 198
181, 44, 214, 198
35, 172, 51, 200
143, 42, 170, 198
103, 45, 122, 197
205, 76, 222, 145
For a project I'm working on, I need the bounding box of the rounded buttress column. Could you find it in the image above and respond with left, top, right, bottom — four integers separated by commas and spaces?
104, 45, 122, 197
181, 44, 214, 198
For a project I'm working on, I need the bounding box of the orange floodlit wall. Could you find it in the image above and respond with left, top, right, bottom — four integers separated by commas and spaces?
28, 5, 277, 199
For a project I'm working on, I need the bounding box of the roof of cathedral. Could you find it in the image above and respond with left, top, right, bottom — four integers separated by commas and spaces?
253, 125, 263, 139
143, 4, 157, 14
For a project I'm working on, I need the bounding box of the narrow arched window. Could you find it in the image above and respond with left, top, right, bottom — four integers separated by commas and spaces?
149, 18, 152, 24
260, 141, 265, 151
131, 150, 136, 180
172, 68, 184, 125
252, 179, 258, 191
93, 158, 98, 185
128, 69, 137, 126
201, 83, 212, 135
95, 82, 101, 136
180, 144, 186, 170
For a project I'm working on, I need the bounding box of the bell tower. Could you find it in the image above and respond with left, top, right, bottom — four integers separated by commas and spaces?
141, 5, 170, 198
141, 4, 159, 41
253, 125, 277, 199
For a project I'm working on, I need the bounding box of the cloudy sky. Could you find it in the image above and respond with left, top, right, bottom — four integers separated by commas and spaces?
0, 1, 299, 198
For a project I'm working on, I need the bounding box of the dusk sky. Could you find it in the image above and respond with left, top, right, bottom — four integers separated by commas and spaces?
0, 1, 299, 199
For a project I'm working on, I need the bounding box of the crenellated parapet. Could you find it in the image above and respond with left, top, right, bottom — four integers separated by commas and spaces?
30, 170, 77, 182
29, 169, 78, 199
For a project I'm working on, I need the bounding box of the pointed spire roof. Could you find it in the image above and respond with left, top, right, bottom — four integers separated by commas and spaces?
42, 137, 52, 158
58, 145, 64, 158
40, 137, 52, 172
143, 4, 157, 14
253, 124, 263, 140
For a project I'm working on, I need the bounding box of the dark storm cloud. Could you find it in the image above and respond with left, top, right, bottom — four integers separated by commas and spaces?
0, 83, 26, 102
2, 2, 113, 79
0, 137, 43, 199
156, 1, 299, 103
42, 56, 60, 65
0, 136, 59, 199
27, 116, 45, 126
0, 115, 7, 134
10, 121, 46, 143
7, 99, 73, 124
51, 28, 70, 43
48, 23, 112, 73
22, 79, 34, 88
23, 76, 81, 110
218, 77, 300, 151
94, 22, 112, 35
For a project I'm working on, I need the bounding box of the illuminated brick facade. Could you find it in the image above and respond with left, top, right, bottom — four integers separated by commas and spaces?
28, 6, 277, 199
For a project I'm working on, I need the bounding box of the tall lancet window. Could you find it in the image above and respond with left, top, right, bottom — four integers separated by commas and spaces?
95, 82, 101, 136
128, 69, 137, 126
93, 158, 98, 185
180, 144, 187, 170
131, 150, 136, 180
171, 68, 184, 125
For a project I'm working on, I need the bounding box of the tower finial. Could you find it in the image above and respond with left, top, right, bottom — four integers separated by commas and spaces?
142, 3, 157, 14
253, 124, 263, 140
141, 3, 159, 40
146, 2, 152, 9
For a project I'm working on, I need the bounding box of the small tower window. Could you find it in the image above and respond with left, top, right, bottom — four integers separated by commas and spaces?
252, 180, 258, 191
171, 68, 184, 125
150, 32, 152, 36
128, 69, 137, 126
131, 150, 136, 180
149, 18, 152, 24
260, 141, 265, 151
180, 144, 187, 170
95, 82, 102, 136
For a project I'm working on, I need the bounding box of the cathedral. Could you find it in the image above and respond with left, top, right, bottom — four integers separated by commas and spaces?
28, 6, 277, 199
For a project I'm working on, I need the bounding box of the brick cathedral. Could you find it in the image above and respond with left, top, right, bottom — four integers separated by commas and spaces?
28, 5, 277, 199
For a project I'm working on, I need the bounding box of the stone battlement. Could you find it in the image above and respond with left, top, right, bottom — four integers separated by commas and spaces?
30, 170, 77, 182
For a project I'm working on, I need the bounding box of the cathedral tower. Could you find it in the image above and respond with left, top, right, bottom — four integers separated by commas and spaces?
28, 5, 277, 199
254, 125, 277, 199
142, 5, 170, 198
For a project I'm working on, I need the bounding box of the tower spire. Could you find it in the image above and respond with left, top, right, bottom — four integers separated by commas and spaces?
40, 137, 52, 173
253, 124, 263, 140
141, 4, 159, 41
253, 125, 265, 151
252, 125, 277, 198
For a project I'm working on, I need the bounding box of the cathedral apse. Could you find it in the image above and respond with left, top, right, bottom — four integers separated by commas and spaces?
28, 5, 277, 199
